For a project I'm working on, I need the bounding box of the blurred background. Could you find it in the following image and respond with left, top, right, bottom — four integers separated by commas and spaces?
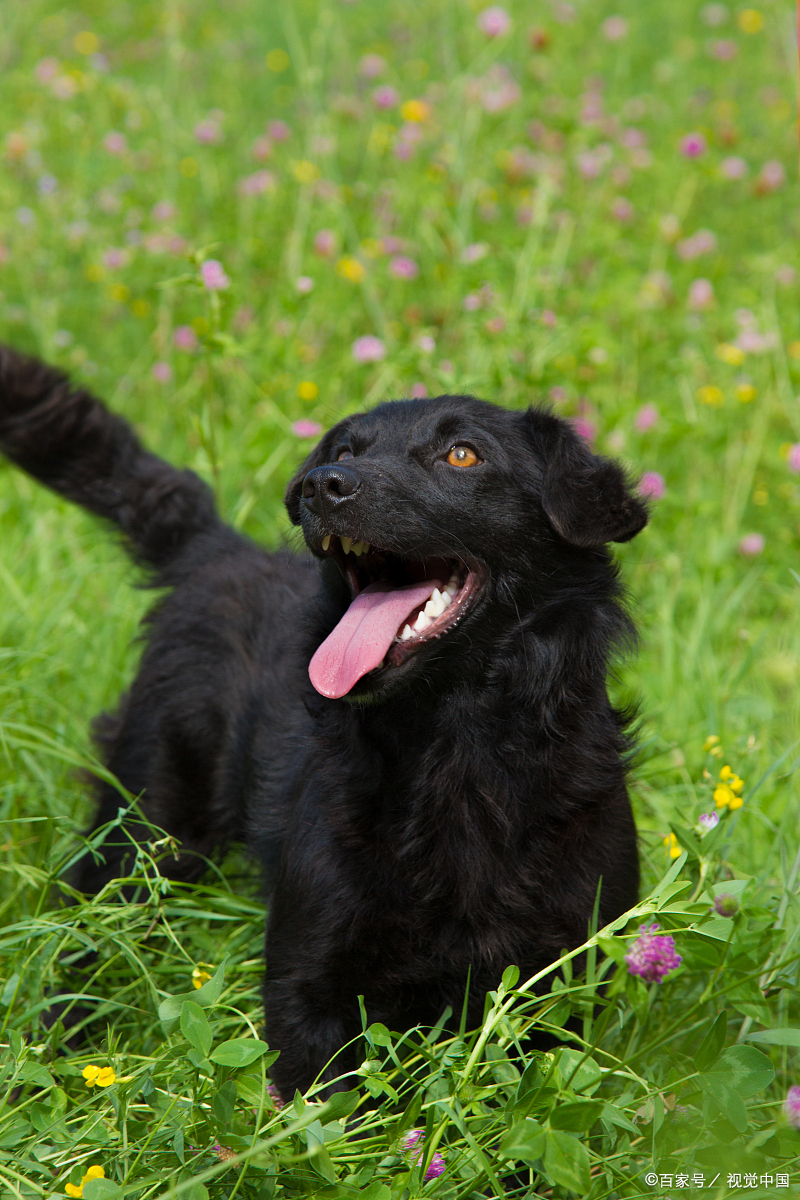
0, 0, 798, 892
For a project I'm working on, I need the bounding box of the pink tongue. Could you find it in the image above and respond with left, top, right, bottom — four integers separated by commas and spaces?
309, 579, 442, 699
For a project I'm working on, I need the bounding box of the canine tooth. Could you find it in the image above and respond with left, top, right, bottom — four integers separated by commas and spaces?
321, 534, 331, 551
341, 536, 353, 555
400, 624, 414, 640
413, 611, 432, 632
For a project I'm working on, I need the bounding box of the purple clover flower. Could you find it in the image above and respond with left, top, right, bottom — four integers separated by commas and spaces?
292, 420, 323, 438
738, 533, 764, 557
680, 132, 707, 158
373, 85, 399, 110
638, 472, 666, 501
477, 6, 511, 37
625, 923, 682, 982
173, 325, 198, 351
634, 404, 659, 432
389, 255, 419, 280
200, 259, 230, 290
784, 1086, 800, 1130
351, 335, 386, 363
688, 278, 715, 310
698, 811, 719, 832
713, 894, 739, 917
400, 1130, 446, 1181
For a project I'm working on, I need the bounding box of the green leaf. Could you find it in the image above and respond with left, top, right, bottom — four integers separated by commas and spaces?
212, 1079, 237, 1126
359, 1185, 391, 1200
366, 1022, 393, 1047
158, 961, 226, 1033
746, 1028, 800, 1047
712, 1045, 775, 1098
181, 1184, 209, 1200
0, 972, 20, 1006
695, 1010, 728, 1071
501, 1117, 546, 1161
556, 1050, 602, 1095
699, 1074, 748, 1134
319, 1089, 361, 1121
209, 1038, 271, 1067
82, 1181, 123, 1200
549, 1099, 603, 1132
501, 964, 520, 990
596, 935, 627, 965
180, 1001, 213, 1058
544, 1129, 590, 1193
600, 1101, 639, 1135
670, 823, 701, 862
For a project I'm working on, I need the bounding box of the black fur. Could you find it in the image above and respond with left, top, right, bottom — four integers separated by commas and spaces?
0, 345, 646, 1097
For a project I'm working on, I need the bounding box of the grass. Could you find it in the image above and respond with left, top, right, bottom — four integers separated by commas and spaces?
1, 0, 799, 1195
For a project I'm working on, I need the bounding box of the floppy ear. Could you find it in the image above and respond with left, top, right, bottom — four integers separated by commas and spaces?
526, 409, 648, 547
283, 426, 340, 525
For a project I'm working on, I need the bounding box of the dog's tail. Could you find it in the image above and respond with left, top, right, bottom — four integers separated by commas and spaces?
0, 345, 221, 570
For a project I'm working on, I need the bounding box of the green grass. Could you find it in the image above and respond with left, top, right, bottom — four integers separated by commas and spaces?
1, 0, 799, 1196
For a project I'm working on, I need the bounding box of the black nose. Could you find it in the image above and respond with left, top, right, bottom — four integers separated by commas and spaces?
302, 464, 362, 518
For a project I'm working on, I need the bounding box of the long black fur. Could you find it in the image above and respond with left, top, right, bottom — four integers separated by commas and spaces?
0, 345, 646, 1098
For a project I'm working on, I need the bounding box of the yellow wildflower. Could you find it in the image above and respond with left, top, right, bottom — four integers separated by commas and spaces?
336, 256, 366, 283
737, 9, 764, 33
703, 735, 720, 752
663, 832, 682, 859
65, 1165, 105, 1197
74, 31, 99, 55
697, 385, 724, 406
716, 343, 746, 366
192, 966, 212, 989
715, 766, 744, 809
719, 765, 744, 792
266, 49, 290, 72
736, 383, 757, 403
82, 1064, 116, 1087
400, 99, 430, 122
297, 381, 319, 401
291, 160, 319, 184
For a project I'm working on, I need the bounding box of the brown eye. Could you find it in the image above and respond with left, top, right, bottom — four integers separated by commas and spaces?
337, 449, 353, 461
446, 445, 479, 468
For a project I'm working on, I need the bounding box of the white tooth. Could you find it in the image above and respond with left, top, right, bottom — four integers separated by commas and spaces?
424, 598, 438, 618
429, 590, 447, 616
438, 589, 452, 610
400, 624, 414, 640
341, 536, 353, 555
413, 611, 432, 632
321, 534, 331, 551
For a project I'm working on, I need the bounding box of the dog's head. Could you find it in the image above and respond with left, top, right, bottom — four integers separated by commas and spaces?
284, 396, 647, 702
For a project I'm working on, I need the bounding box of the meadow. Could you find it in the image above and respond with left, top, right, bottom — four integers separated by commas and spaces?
1, 0, 799, 1195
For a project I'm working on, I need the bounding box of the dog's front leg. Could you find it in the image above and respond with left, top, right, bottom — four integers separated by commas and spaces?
262, 963, 362, 1101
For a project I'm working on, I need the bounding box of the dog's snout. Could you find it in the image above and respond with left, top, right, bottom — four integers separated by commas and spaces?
302, 464, 362, 517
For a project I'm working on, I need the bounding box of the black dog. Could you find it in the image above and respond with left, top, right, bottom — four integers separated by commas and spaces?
0, 346, 645, 1098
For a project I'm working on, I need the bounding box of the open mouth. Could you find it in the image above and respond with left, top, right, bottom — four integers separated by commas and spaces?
308, 534, 484, 698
